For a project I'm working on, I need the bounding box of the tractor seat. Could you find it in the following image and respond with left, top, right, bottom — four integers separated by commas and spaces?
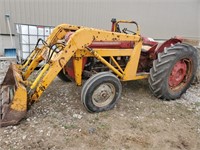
141, 37, 158, 52
141, 45, 152, 52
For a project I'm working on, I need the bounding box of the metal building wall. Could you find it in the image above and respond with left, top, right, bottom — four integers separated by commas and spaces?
0, 0, 199, 40
199, 1, 200, 37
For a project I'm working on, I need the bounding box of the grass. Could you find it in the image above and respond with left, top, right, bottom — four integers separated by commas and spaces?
97, 123, 110, 131
195, 102, 200, 107
63, 124, 78, 130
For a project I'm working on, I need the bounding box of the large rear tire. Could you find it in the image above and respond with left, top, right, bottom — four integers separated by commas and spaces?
81, 72, 122, 112
148, 43, 198, 100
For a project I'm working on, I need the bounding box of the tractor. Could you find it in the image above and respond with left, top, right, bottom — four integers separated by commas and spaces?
0, 19, 198, 127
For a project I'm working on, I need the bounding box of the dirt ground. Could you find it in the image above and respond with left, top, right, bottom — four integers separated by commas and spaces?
0, 61, 200, 150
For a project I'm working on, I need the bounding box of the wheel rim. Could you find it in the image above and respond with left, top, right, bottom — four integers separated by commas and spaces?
168, 59, 192, 89
92, 83, 115, 107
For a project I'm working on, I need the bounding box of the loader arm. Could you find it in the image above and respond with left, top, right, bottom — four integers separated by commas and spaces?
0, 22, 142, 127
22, 24, 84, 80
30, 26, 142, 102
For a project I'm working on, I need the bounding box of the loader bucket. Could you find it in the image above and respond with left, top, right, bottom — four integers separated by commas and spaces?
0, 63, 27, 127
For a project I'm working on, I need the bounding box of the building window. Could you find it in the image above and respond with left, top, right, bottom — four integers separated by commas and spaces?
16, 24, 54, 60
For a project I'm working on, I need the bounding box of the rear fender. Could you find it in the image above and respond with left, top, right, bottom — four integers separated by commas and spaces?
149, 38, 182, 59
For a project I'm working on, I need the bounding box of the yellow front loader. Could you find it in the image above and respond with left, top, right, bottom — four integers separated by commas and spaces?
0, 19, 198, 127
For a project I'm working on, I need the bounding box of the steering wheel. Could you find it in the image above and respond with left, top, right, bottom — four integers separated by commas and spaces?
122, 28, 136, 35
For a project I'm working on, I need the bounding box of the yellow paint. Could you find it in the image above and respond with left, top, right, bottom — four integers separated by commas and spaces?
30, 64, 50, 89
114, 20, 140, 35
73, 55, 83, 85
110, 56, 124, 74
133, 74, 149, 80
10, 84, 27, 111
7, 64, 27, 111
123, 40, 143, 80
86, 47, 123, 78
20, 47, 41, 69
6, 21, 150, 110
23, 50, 44, 80
79, 49, 133, 57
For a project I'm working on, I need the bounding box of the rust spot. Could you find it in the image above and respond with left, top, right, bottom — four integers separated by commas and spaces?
74, 57, 80, 61
77, 26, 81, 29
34, 93, 39, 99
117, 35, 120, 38
98, 31, 100, 34
68, 44, 71, 48
2, 86, 10, 104
0, 108, 27, 127
39, 85, 45, 91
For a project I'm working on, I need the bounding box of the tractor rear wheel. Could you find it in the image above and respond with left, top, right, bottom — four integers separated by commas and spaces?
148, 43, 198, 100
81, 72, 122, 112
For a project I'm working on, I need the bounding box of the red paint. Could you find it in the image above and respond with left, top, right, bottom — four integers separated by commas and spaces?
111, 18, 116, 32
142, 37, 158, 46
65, 32, 134, 49
89, 41, 134, 49
64, 58, 87, 80
149, 38, 182, 59
111, 22, 115, 32
168, 60, 187, 87
155, 38, 181, 54
65, 32, 74, 41
64, 32, 183, 77
138, 54, 149, 72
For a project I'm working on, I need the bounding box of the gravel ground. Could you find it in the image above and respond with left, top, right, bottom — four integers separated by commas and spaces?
0, 58, 200, 150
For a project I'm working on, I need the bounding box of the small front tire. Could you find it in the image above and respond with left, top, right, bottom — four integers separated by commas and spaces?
81, 72, 122, 112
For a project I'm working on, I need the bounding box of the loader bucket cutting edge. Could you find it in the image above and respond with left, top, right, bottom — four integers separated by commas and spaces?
0, 63, 27, 127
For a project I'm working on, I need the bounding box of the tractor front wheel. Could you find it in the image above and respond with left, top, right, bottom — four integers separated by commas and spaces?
148, 43, 198, 100
81, 72, 122, 112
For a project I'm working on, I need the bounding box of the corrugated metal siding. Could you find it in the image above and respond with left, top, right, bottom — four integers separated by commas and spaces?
0, 0, 199, 39
199, 1, 200, 37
